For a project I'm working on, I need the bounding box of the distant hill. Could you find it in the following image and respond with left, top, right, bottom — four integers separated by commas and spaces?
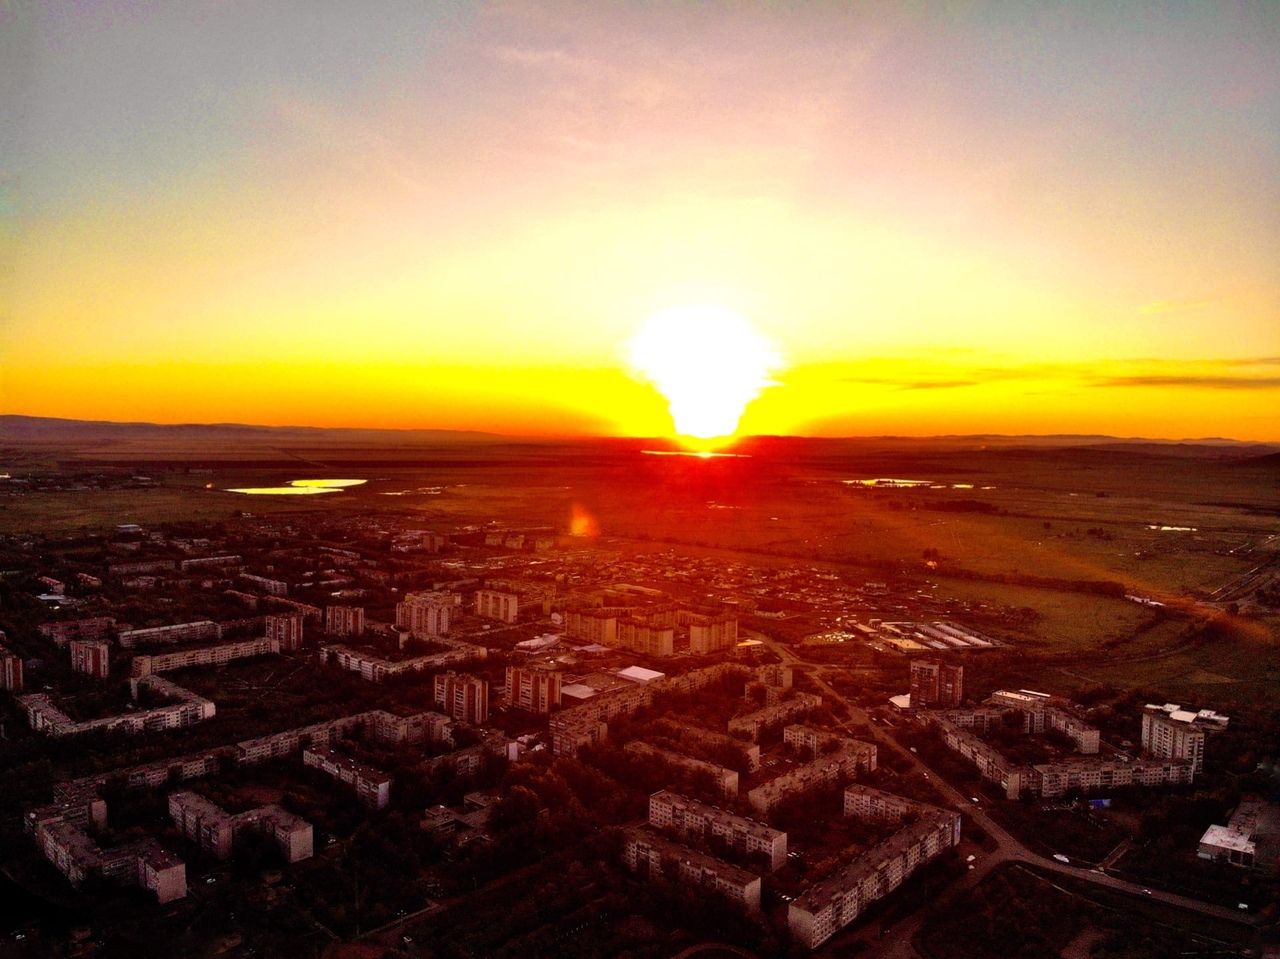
0, 415, 511, 446
1, 415, 1276, 460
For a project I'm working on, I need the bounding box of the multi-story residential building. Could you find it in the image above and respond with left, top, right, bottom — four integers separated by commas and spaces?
168, 792, 313, 862
108, 559, 176, 577
239, 573, 288, 596
679, 725, 762, 772
931, 719, 1029, 799
1141, 703, 1227, 774
921, 706, 1005, 731
38, 616, 117, 647
783, 725, 878, 772
396, 591, 453, 637
843, 784, 920, 822
474, 590, 518, 623
324, 606, 365, 638
31, 815, 187, 903
118, 620, 220, 648
70, 639, 110, 678
747, 743, 874, 815
1033, 757, 1194, 797
989, 690, 1100, 753
131, 636, 279, 676
564, 609, 619, 645
20, 677, 216, 737
625, 741, 739, 799
320, 637, 487, 682
549, 713, 609, 757
910, 660, 964, 707
617, 618, 675, 657
178, 554, 242, 572
264, 612, 304, 652
649, 790, 787, 871
728, 693, 823, 742
622, 828, 762, 913
930, 715, 1196, 798
433, 671, 490, 724
788, 790, 961, 949
685, 612, 739, 655
755, 664, 794, 689
505, 666, 562, 713
548, 664, 743, 756
0, 645, 24, 691
302, 745, 393, 809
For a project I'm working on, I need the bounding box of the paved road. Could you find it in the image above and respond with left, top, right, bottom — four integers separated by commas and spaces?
751, 635, 1260, 957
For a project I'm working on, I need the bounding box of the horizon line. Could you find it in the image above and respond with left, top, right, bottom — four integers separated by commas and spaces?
0, 412, 1275, 448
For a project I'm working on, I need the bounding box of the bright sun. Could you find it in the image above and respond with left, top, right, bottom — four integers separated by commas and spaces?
628, 305, 780, 444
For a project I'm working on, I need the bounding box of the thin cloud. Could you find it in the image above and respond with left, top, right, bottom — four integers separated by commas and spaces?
1094, 375, 1280, 390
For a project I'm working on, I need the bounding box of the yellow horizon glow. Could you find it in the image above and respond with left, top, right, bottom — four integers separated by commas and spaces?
2, 6, 1277, 442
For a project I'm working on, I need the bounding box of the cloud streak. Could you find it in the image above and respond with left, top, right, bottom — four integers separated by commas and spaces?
827, 356, 1280, 392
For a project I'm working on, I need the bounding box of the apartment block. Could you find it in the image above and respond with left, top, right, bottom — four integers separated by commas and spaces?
505, 665, 562, 713
324, 606, 366, 638
728, 693, 823, 742
548, 664, 745, 756
433, 671, 490, 724
747, 744, 872, 815
910, 660, 964, 708
396, 591, 453, 637
617, 618, 676, 657
70, 639, 111, 679
239, 573, 288, 597
320, 637, 487, 682
681, 724, 762, 772
131, 636, 279, 677
1141, 703, 1226, 775
649, 790, 787, 871
1, 646, 24, 691
264, 612, 305, 652
564, 609, 619, 645
178, 554, 242, 572
303, 745, 393, 809
622, 828, 762, 914
39, 616, 117, 647
474, 589, 518, 623
32, 816, 186, 903
108, 559, 176, 577
686, 613, 739, 655
783, 725, 879, 772
625, 741, 740, 799
789, 797, 960, 949
118, 620, 220, 648
1034, 757, 1194, 797
989, 690, 1100, 754
20, 676, 216, 737
931, 719, 1029, 799
168, 791, 313, 862
549, 713, 609, 757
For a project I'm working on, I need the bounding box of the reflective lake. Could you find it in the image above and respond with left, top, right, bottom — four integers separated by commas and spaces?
225, 478, 368, 496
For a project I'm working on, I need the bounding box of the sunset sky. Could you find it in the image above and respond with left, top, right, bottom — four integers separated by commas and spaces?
3, 2, 1278, 441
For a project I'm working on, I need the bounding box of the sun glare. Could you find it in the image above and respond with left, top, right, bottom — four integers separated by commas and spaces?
628, 305, 780, 445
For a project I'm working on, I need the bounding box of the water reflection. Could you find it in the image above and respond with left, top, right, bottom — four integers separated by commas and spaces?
225, 478, 367, 495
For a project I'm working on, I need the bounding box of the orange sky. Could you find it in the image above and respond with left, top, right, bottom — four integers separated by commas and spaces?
3, 3, 1278, 440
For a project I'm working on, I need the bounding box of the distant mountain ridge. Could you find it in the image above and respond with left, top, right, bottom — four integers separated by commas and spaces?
1, 414, 1277, 459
